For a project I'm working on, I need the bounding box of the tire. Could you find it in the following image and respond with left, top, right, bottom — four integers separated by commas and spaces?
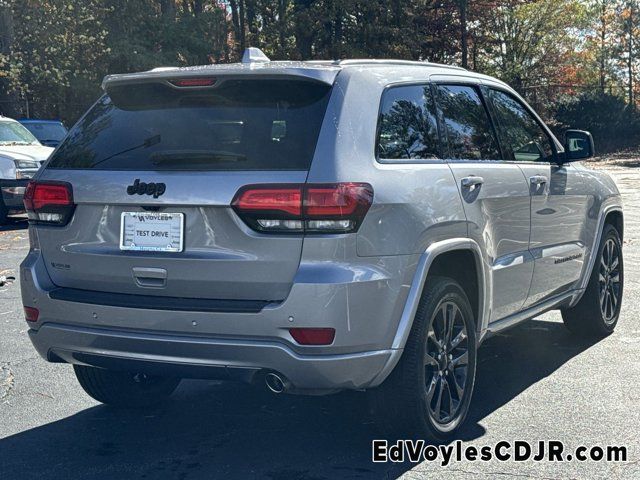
73, 365, 181, 408
562, 224, 623, 337
370, 276, 477, 439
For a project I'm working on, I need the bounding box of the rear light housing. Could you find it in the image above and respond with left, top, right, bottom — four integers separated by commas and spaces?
289, 327, 335, 346
23, 181, 75, 226
232, 183, 373, 234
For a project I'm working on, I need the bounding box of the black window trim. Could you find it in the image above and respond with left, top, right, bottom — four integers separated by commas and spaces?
484, 85, 560, 165
432, 81, 505, 162
374, 81, 446, 165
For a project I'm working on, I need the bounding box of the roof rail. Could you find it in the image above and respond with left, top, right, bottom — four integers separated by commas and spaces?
150, 67, 179, 72
306, 59, 466, 71
338, 59, 466, 70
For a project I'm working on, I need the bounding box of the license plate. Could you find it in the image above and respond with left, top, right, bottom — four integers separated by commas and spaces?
120, 212, 184, 252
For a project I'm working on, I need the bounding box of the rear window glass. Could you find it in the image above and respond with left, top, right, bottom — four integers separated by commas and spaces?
48, 79, 332, 171
376, 84, 440, 160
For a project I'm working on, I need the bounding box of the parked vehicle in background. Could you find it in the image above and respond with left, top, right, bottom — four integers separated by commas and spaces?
0, 117, 54, 224
20, 49, 623, 439
18, 119, 68, 148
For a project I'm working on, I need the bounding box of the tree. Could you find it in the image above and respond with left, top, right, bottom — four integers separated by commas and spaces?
474, 0, 587, 91
1, 0, 113, 120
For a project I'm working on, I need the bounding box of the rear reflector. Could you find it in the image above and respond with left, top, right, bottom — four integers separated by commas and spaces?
232, 183, 373, 233
24, 306, 39, 322
169, 78, 216, 88
23, 181, 75, 225
289, 328, 335, 345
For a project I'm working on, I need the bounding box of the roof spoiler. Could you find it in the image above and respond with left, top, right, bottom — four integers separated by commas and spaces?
102, 49, 339, 93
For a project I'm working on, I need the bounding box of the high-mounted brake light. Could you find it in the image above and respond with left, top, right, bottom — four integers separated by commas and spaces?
169, 78, 216, 88
23, 181, 75, 226
232, 183, 373, 233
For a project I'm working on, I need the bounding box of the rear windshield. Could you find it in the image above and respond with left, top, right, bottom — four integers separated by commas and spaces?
48, 79, 332, 171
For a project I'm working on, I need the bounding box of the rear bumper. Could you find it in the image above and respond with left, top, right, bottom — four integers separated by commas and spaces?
21, 247, 418, 391
28, 323, 392, 392
0, 179, 28, 211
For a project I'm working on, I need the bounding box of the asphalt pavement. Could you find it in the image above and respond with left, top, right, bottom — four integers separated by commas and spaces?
1, 163, 639, 479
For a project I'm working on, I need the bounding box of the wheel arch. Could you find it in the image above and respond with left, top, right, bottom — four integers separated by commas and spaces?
605, 209, 623, 240
570, 203, 623, 307
368, 238, 488, 387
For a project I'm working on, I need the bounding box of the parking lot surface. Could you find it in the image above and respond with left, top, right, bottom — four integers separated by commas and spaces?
1, 162, 639, 479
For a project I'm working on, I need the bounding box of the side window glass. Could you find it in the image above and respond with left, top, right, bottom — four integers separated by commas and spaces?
490, 89, 554, 162
376, 85, 440, 160
436, 84, 500, 160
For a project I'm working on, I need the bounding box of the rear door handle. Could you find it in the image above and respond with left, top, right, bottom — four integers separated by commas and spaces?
529, 175, 548, 186
461, 176, 484, 189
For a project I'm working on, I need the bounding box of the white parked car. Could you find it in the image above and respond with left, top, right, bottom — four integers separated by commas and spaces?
0, 116, 54, 224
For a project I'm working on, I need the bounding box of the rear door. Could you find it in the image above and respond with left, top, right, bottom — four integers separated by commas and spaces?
37, 78, 333, 302
487, 87, 589, 307
434, 81, 533, 323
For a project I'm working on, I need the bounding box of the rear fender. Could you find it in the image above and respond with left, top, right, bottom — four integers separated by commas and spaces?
368, 238, 488, 387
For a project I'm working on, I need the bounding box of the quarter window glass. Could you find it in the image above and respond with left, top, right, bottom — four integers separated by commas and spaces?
437, 85, 500, 160
377, 85, 439, 160
491, 89, 554, 162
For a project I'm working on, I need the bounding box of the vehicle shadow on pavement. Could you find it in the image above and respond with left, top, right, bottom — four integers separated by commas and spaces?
0, 216, 28, 232
0, 318, 603, 480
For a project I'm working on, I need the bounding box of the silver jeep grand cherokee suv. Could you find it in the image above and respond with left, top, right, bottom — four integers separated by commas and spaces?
21, 49, 623, 438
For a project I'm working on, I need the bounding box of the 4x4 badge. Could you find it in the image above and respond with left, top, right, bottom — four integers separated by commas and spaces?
126, 179, 166, 198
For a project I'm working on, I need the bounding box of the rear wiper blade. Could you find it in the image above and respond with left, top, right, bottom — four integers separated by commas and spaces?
150, 150, 246, 165
92, 134, 161, 167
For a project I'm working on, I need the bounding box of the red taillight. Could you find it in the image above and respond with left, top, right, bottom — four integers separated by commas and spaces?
232, 186, 303, 217
231, 183, 373, 233
24, 306, 39, 322
23, 181, 75, 225
169, 78, 216, 88
289, 328, 335, 345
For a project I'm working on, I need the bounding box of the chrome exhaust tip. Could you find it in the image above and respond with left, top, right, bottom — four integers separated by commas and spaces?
265, 372, 288, 394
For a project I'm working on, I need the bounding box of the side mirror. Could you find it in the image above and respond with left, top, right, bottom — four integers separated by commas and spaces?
563, 129, 594, 162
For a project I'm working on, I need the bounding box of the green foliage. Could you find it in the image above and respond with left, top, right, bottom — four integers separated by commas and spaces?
0, 0, 229, 120
1, 0, 112, 120
0, 0, 639, 153
554, 92, 640, 152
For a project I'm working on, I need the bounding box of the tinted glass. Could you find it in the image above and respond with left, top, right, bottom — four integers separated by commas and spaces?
437, 85, 500, 160
48, 80, 332, 171
490, 89, 554, 162
377, 85, 439, 160
0, 121, 40, 145
23, 122, 68, 142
